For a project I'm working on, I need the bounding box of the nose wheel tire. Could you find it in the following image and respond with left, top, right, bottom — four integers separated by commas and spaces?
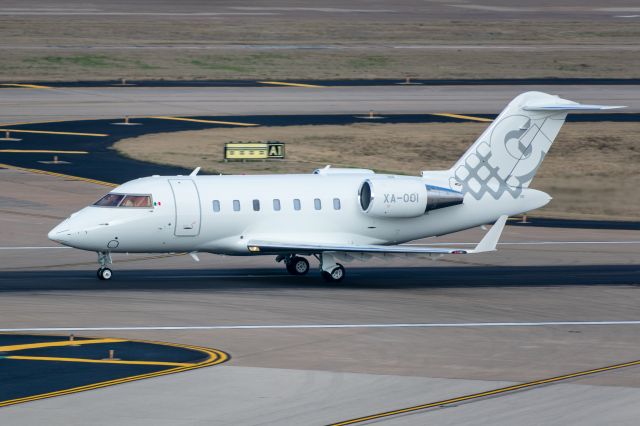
321, 264, 345, 283
97, 267, 112, 281
286, 256, 310, 275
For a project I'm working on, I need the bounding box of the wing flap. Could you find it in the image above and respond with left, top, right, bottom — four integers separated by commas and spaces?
247, 215, 508, 256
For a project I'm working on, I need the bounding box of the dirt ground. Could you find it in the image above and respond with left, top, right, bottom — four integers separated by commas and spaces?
2, 15, 639, 81
115, 121, 640, 220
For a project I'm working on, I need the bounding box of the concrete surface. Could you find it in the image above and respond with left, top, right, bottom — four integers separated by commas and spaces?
1, 85, 638, 124
0, 167, 639, 424
1, 366, 640, 425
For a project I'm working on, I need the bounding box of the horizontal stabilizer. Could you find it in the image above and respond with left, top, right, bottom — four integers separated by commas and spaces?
523, 104, 625, 111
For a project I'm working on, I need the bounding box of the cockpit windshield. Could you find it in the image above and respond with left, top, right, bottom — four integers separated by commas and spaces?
94, 193, 125, 207
93, 193, 152, 208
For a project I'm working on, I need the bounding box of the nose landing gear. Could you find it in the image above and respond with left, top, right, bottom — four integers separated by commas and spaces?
97, 251, 113, 281
97, 267, 112, 280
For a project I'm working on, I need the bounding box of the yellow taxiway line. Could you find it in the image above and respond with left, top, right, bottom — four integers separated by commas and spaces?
0, 339, 230, 408
149, 116, 259, 126
0, 83, 52, 90
0, 162, 118, 187
329, 358, 640, 425
431, 113, 493, 123
0, 150, 88, 154
259, 81, 324, 88
0, 128, 108, 137
0, 119, 76, 127
0, 338, 125, 352
7, 355, 193, 368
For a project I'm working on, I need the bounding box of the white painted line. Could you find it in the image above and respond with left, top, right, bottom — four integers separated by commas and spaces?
3, 321, 640, 332
0, 246, 71, 250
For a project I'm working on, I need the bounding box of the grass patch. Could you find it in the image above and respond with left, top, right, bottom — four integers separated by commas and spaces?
347, 55, 392, 69
24, 55, 121, 68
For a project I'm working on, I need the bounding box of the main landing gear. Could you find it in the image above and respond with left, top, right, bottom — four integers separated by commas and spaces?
321, 264, 345, 283
97, 251, 113, 281
279, 255, 310, 276
277, 253, 345, 282
319, 252, 345, 283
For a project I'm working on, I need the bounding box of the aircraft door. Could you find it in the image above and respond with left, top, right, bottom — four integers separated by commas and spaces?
169, 179, 201, 236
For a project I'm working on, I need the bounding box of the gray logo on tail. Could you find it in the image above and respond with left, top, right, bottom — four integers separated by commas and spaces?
454, 115, 554, 200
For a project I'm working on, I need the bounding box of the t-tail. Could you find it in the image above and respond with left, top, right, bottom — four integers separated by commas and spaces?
430, 91, 623, 202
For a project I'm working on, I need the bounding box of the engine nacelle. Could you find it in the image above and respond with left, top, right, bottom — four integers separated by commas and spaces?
358, 177, 464, 218
358, 177, 428, 218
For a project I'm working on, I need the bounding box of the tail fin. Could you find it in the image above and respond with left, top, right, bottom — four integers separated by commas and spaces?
450, 91, 623, 201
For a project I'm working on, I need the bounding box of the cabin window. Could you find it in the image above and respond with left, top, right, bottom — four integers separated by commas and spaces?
93, 193, 124, 207
314, 198, 322, 210
333, 198, 341, 210
273, 199, 281, 211
233, 200, 240, 212
253, 199, 260, 211
120, 195, 152, 208
212, 200, 220, 212
293, 199, 301, 211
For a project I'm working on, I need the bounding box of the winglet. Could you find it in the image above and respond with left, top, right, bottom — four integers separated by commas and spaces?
471, 215, 508, 253
190, 167, 201, 177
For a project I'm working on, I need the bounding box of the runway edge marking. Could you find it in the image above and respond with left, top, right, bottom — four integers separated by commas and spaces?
6, 320, 640, 332
0, 338, 230, 408
328, 359, 640, 425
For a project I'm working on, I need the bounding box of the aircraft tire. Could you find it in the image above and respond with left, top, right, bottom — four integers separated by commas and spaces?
322, 264, 345, 283
287, 256, 310, 275
98, 267, 112, 280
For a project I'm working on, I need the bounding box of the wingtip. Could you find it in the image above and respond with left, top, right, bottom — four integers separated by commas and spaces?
472, 215, 508, 253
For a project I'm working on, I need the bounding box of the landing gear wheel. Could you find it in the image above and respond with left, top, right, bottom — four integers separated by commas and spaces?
321, 263, 345, 283
286, 256, 310, 275
98, 267, 112, 281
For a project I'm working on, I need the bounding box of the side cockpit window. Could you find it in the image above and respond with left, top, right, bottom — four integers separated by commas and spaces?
94, 193, 124, 207
93, 193, 152, 208
120, 195, 152, 208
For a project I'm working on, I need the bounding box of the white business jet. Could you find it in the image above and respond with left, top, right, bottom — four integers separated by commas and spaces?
48, 92, 621, 282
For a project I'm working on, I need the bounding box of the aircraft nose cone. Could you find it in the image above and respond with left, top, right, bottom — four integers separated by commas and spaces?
48, 222, 70, 244
48, 226, 63, 243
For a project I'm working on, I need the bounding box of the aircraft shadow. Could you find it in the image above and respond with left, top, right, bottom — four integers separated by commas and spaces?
0, 264, 637, 292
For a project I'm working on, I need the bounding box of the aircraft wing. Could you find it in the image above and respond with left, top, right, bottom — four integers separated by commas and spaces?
247, 215, 508, 256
